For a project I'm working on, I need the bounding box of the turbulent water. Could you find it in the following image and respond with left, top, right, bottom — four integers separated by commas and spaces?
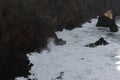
17, 18, 120, 80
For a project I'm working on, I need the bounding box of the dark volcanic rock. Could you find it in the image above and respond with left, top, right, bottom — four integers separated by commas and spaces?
85, 37, 109, 48
0, 7, 66, 80
1, 0, 120, 31
0, 53, 33, 80
96, 15, 118, 32
0, 0, 120, 79
54, 38, 66, 45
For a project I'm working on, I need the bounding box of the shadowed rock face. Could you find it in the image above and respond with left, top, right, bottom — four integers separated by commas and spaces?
96, 10, 118, 32
0, 0, 120, 79
96, 15, 118, 32
0, 14, 59, 80
1, 0, 120, 30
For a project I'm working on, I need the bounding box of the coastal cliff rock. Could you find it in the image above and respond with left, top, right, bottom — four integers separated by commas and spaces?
0, 0, 120, 79
96, 10, 118, 32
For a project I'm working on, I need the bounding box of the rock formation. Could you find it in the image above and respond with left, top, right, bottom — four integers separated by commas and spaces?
0, 0, 120, 79
96, 10, 118, 32
0, 1, 66, 79
85, 37, 109, 48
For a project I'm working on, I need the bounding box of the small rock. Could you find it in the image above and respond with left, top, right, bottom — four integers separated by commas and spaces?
85, 37, 109, 48
81, 58, 84, 60
54, 38, 66, 45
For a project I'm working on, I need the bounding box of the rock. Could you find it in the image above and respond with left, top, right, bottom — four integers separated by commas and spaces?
0, 10, 63, 80
1, 0, 120, 31
85, 37, 109, 48
81, 58, 84, 60
96, 10, 118, 32
88, 20, 92, 23
54, 38, 66, 45
1, 0, 120, 79
0, 53, 33, 80
94, 37, 109, 45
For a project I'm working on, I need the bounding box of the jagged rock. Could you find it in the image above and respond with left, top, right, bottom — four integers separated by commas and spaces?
0, 0, 68, 79
96, 10, 118, 32
85, 37, 109, 48
0, 53, 33, 80
54, 38, 66, 45
1, 0, 120, 32
1, 0, 120, 79
0, 11, 65, 80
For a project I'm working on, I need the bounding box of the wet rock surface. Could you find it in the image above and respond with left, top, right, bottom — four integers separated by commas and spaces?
85, 37, 109, 48
96, 15, 118, 32
0, 0, 120, 79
